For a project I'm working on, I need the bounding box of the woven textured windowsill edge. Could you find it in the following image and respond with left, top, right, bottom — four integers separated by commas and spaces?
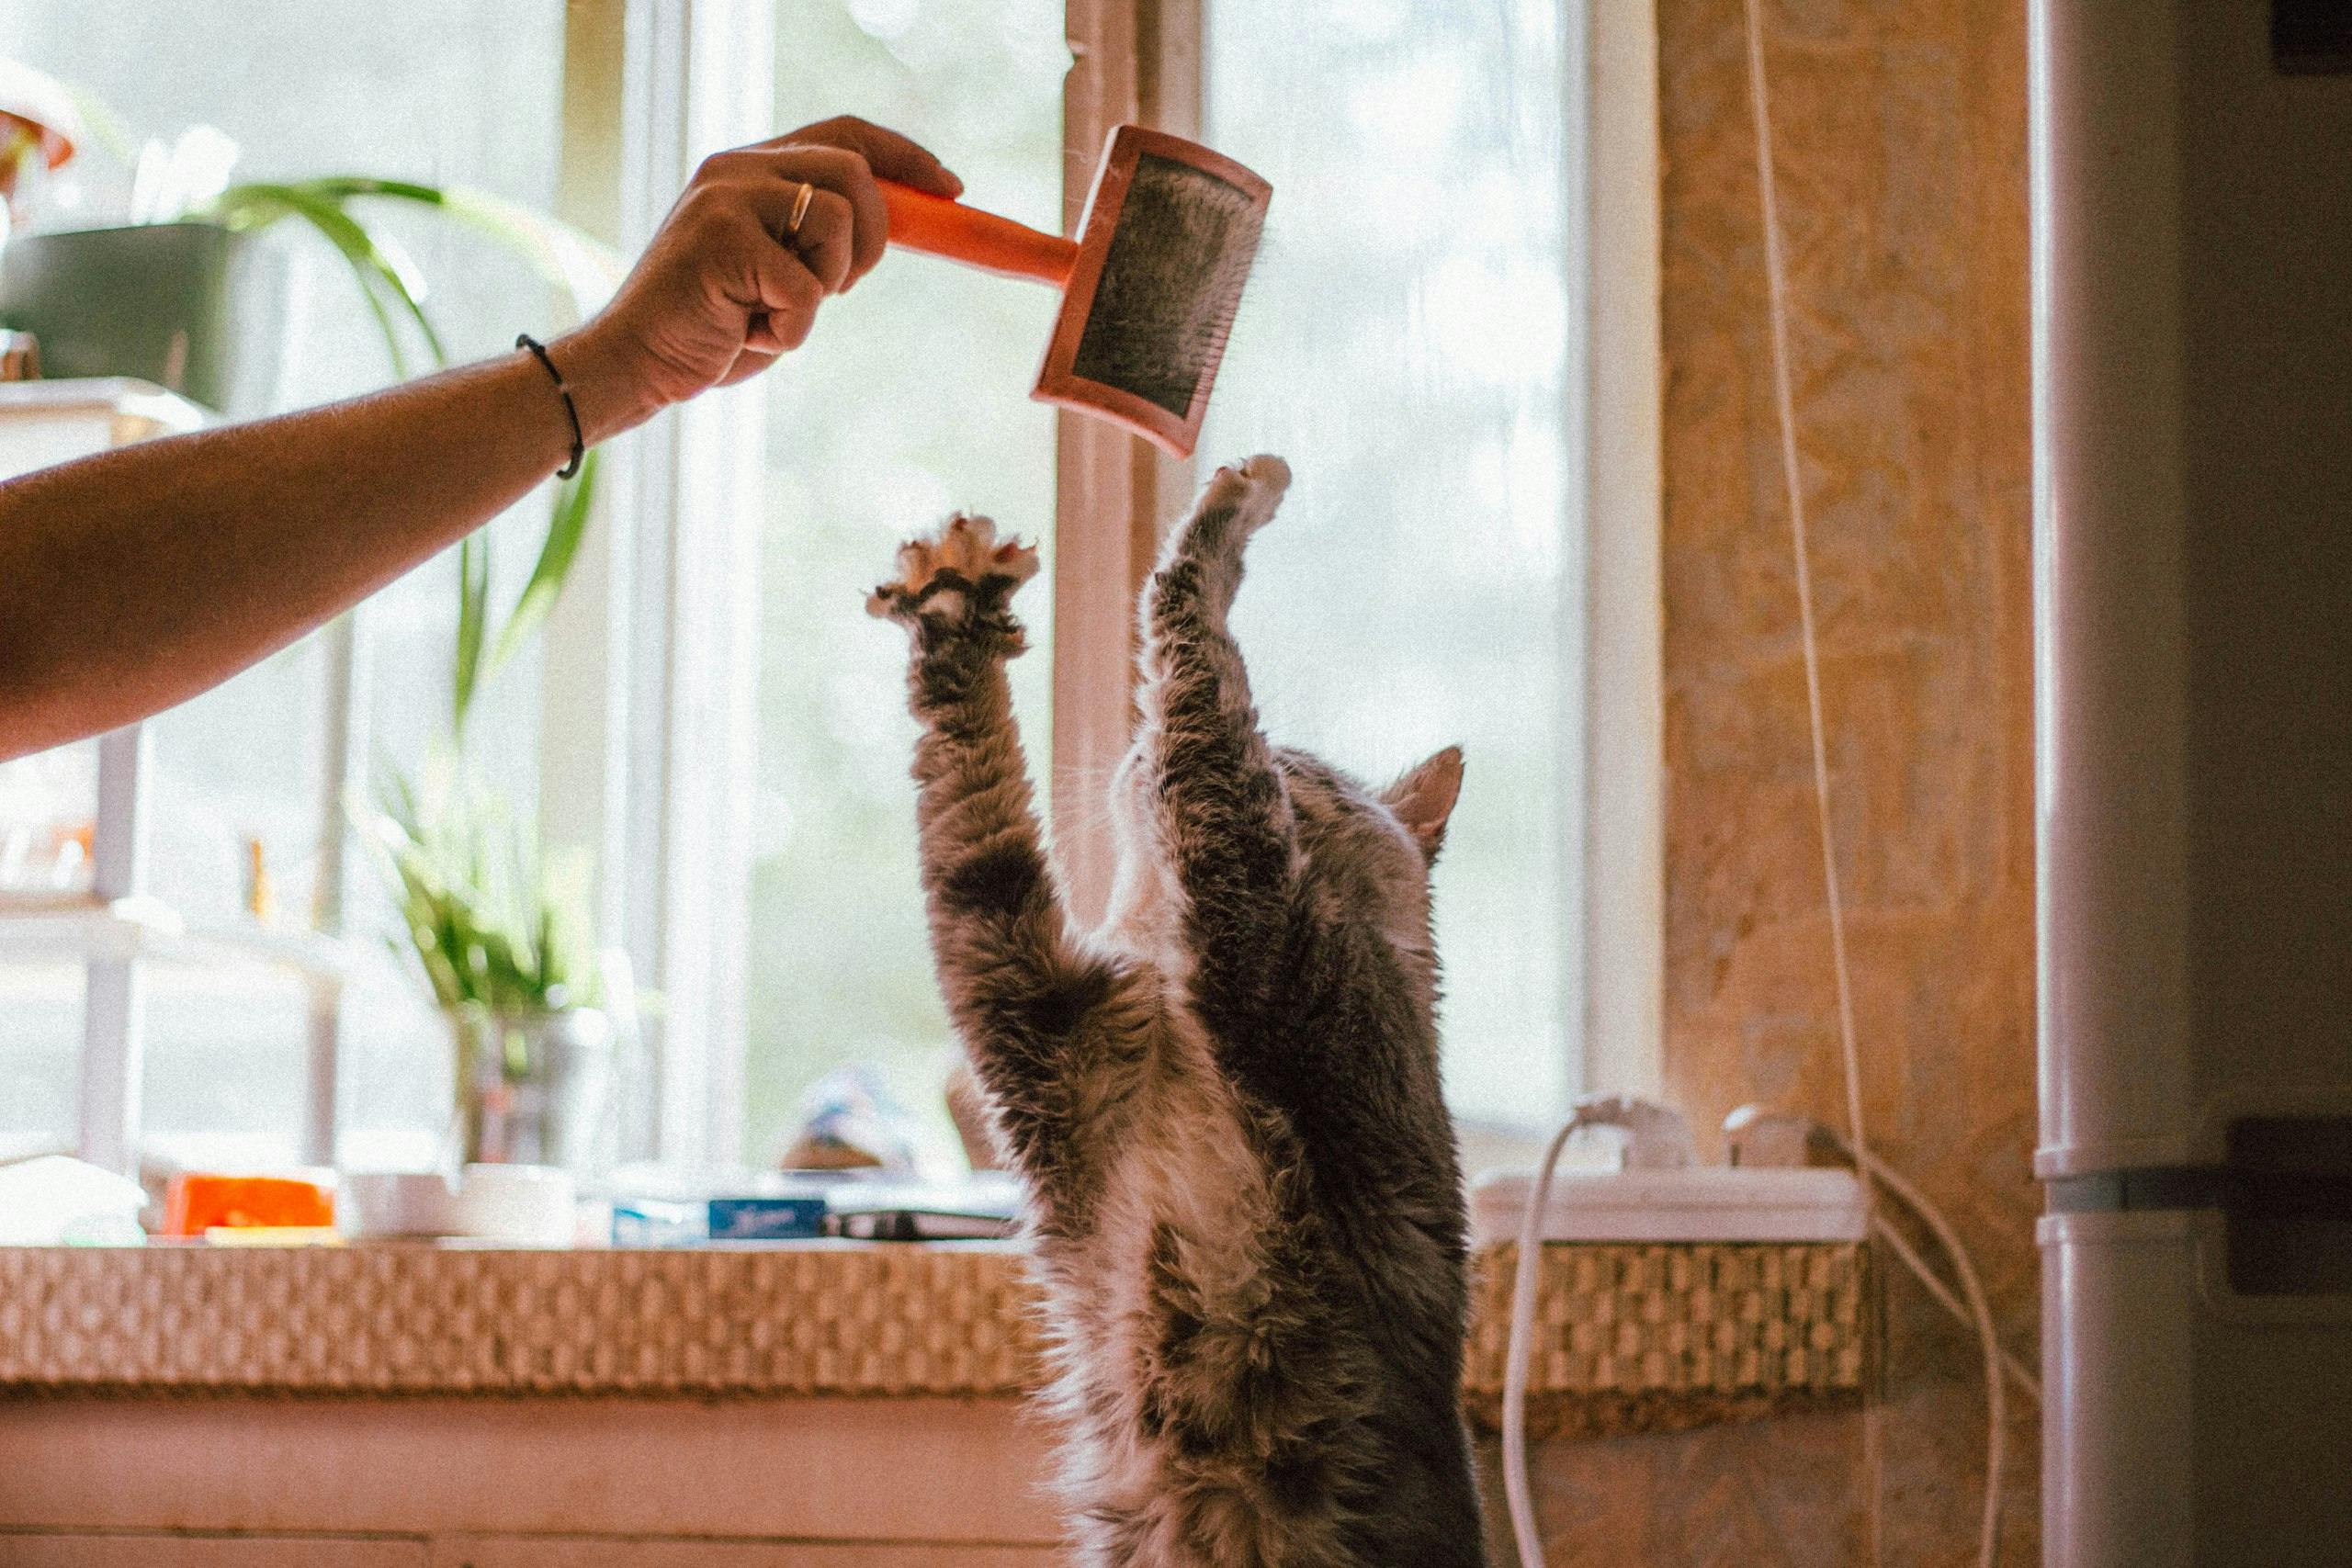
0, 1239, 1867, 1438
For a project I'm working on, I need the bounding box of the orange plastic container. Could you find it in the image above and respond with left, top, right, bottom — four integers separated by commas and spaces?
159, 1173, 334, 1238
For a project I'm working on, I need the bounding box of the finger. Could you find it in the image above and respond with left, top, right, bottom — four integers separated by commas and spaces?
718, 148, 888, 291
788, 186, 856, 294
705, 209, 824, 356
742, 306, 810, 355
717, 175, 862, 299
770, 146, 889, 288
745, 237, 825, 350
773, 115, 962, 199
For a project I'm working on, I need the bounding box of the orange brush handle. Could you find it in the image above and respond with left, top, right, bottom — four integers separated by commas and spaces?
879, 181, 1077, 288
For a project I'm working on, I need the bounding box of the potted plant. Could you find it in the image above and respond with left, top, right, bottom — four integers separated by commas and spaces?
165, 149, 627, 1170
0, 88, 276, 409
366, 770, 616, 1171
223, 170, 626, 1175
249, 176, 635, 1175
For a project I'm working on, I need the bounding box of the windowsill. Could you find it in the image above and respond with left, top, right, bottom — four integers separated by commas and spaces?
0, 1235, 1866, 1440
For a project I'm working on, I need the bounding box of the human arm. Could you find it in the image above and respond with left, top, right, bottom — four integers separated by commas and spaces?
0, 117, 958, 760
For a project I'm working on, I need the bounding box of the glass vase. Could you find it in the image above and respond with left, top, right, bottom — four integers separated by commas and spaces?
447, 1003, 614, 1174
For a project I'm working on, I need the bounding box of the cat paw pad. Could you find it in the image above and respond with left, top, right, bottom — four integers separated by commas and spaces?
867, 513, 1040, 637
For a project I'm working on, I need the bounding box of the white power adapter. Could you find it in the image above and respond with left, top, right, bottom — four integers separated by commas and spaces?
1568, 1092, 1697, 1169
1722, 1102, 1818, 1168
1469, 1098, 1865, 1246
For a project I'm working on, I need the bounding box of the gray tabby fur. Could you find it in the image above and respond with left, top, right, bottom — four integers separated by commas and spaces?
869, 456, 1481, 1568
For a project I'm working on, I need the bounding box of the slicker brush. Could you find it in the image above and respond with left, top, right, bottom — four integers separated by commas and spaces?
877, 124, 1271, 458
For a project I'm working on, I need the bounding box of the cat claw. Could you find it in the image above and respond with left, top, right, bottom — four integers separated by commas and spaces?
867, 513, 1041, 622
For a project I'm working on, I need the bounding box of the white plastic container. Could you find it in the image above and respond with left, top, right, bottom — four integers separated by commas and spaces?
449, 1164, 576, 1246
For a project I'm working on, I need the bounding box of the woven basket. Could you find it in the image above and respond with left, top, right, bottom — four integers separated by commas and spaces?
1462, 1242, 1871, 1438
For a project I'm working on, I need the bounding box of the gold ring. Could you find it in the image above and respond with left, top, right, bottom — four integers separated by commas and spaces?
786, 181, 816, 237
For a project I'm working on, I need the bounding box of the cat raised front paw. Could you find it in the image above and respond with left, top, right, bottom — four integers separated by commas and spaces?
866, 513, 1041, 652
1198, 454, 1291, 535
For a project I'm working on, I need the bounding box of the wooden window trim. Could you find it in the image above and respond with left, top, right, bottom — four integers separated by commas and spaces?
1050, 0, 1200, 927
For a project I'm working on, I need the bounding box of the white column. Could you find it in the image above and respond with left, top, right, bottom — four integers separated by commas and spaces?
77, 724, 152, 1177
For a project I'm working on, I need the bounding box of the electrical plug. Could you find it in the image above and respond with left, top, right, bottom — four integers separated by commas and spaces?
1722, 1103, 1819, 1167
1571, 1093, 1695, 1169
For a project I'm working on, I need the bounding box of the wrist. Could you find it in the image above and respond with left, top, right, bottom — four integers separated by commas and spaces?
546, 321, 663, 447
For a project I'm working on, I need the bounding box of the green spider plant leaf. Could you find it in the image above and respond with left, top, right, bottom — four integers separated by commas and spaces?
484, 446, 598, 682
290, 178, 619, 318
452, 530, 491, 735
436, 185, 623, 315
358, 769, 600, 1013
295, 175, 448, 208
209, 180, 447, 373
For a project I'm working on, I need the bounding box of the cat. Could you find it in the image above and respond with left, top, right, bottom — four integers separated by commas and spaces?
869, 456, 1483, 1568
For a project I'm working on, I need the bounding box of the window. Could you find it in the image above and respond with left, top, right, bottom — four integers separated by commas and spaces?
743, 0, 1067, 1165
635, 0, 1611, 1154
1195, 0, 1583, 1129
5, 0, 1654, 1177
0, 0, 571, 1168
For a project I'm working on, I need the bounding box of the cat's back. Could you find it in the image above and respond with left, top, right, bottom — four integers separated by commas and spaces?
1031, 956, 1483, 1566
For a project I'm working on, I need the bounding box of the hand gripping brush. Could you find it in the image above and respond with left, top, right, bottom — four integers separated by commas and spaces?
877, 124, 1270, 459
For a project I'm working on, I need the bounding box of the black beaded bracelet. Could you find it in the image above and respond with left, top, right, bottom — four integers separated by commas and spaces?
515, 333, 584, 479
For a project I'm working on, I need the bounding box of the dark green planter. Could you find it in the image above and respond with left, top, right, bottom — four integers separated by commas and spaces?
0, 220, 288, 414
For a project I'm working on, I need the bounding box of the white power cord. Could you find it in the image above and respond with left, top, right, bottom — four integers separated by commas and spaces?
1842, 1135, 2012, 1564
1736, 0, 2004, 1560
1504, 7, 2008, 1566
1728, 1106, 2040, 1408
1502, 1096, 1692, 1567
1739, 0, 2008, 1558
1500, 1111, 1585, 1567
1502, 1111, 2025, 1568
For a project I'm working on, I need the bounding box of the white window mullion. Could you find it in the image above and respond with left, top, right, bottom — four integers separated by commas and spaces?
1578, 0, 1664, 1099
76, 725, 151, 1177
616, 0, 774, 1168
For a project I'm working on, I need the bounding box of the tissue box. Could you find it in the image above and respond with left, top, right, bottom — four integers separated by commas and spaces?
707, 1196, 828, 1241
611, 1195, 828, 1247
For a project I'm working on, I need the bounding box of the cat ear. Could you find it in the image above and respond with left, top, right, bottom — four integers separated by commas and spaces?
1382, 746, 1464, 861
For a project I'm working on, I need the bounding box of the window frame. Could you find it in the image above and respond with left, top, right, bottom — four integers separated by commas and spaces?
1579, 0, 1664, 1103
555, 0, 1662, 1167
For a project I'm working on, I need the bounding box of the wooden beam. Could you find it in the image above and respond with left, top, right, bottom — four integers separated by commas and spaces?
1050, 0, 1201, 928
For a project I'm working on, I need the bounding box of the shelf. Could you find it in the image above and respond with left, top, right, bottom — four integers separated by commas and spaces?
0, 894, 352, 986
0, 376, 209, 438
